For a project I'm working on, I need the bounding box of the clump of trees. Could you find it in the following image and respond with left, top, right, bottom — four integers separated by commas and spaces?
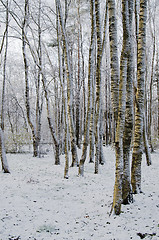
0, 0, 159, 215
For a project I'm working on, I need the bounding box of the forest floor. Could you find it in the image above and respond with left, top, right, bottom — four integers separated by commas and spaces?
0, 146, 159, 240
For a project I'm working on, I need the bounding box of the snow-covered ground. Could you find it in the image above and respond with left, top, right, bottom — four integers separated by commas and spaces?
0, 146, 159, 240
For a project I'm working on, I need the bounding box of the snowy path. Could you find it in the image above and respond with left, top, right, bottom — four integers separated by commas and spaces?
0, 147, 159, 240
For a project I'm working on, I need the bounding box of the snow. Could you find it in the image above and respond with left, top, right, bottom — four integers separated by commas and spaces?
0, 146, 159, 240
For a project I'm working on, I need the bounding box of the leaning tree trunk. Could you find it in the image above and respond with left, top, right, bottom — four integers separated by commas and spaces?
22, 0, 39, 157
41, 72, 60, 165
131, 0, 148, 194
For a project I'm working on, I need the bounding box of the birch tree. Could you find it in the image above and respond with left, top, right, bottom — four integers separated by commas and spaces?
108, 0, 120, 215
108, 0, 119, 126
79, 0, 107, 175
55, 1, 69, 175
22, 0, 61, 164
75, 0, 82, 149
78, 0, 95, 176
122, 0, 134, 205
22, 0, 42, 157
157, 53, 159, 139
56, 0, 79, 166
94, 0, 103, 174
131, 0, 148, 194
0, 127, 10, 173
1, 0, 8, 132
135, 0, 151, 165
148, 29, 155, 152
94, 0, 108, 173
112, 0, 130, 215
0, 0, 10, 173
109, 0, 135, 214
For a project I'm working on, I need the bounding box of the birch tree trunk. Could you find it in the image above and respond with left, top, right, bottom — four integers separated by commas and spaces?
1, 0, 8, 132
143, 58, 151, 166
36, 0, 43, 157
108, 0, 119, 126
0, 0, 10, 173
89, 80, 95, 163
122, 0, 134, 205
131, 0, 148, 194
158, 67, 159, 140
148, 35, 155, 152
80, 28, 86, 139
22, 0, 39, 157
143, 112, 151, 166
112, 0, 130, 214
78, 0, 95, 176
94, 0, 105, 174
56, 0, 78, 167
157, 53, 159, 139
75, 0, 81, 149
0, 127, 10, 173
56, 3, 69, 175
108, 0, 120, 215
105, 74, 109, 146
64, 96, 69, 178
135, 0, 139, 54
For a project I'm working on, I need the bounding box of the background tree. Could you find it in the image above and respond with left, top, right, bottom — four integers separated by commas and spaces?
22, 0, 43, 157
56, 0, 79, 167
78, 0, 95, 176
0, 0, 10, 173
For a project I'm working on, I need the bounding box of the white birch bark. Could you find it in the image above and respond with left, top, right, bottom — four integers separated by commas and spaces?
1, 0, 8, 132
75, 1, 81, 148
22, 0, 39, 157
122, 0, 134, 205
157, 53, 159, 139
0, 0, 10, 173
131, 0, 148, 194
0, 127, 10, 173
108, 0, 120, 215
56, 4, 69, 175
113, 0, 129, 214
108, 0, 119, 124
148, 34, 155, 152
41, 73, 60, 165
143, 113, 151, 166
89, 78, 95, 163
94, 0, 105, 174
56, 0, 78, 166
78, 0, 95, 176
